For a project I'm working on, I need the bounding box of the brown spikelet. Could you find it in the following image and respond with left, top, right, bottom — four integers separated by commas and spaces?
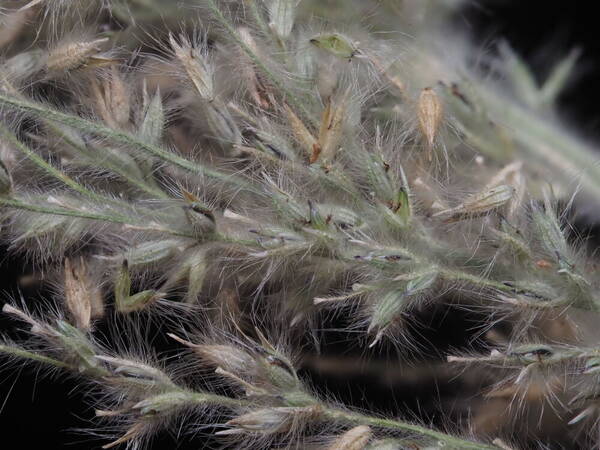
309, 142, 322, 164
432, 185, 514, 223
316, 94, 346, 163
211, 286, 243, 330
105, 66, 130, 128
418, 87, 443, 160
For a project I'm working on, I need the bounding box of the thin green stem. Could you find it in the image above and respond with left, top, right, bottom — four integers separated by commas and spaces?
0, 339, 492, 447
0, 196, 135, 224
190, 392, 247, 409
247, 0, 270, 37
481, 85, 600, 200
0, 124, 115, 205
439, 75, 600, 204
322, 408, 497, 449
440, 269, 510, 292
0, 197, 196, 239
1, 124, 211, 231
45, 121, 169, 199
0, 94, 253, 192
0, 345, 75, 370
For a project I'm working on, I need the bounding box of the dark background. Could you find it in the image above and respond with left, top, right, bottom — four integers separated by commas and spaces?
2, 1, 600, 449
459, 1, 600, 135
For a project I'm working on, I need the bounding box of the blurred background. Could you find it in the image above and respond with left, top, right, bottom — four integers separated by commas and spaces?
1, 1, 599, 448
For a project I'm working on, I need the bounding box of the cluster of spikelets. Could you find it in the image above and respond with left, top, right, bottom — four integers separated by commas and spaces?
2, 0, 600, 448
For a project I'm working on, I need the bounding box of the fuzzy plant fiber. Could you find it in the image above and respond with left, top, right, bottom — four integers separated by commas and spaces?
1, 1, 600, 449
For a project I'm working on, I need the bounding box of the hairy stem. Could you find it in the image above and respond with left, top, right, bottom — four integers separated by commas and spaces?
322, 407, 497, 449
0, 344, 75, 370
0, 197, 196, 239
0, 94, 254, 192
0, 124, 110, 204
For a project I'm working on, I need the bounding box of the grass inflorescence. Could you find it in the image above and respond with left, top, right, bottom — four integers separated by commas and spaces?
1, 1, 600, 448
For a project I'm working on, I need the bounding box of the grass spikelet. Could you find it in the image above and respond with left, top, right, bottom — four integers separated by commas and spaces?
168, 32, 215, 102
46, 37, 114, 75
417, 86, 443, 161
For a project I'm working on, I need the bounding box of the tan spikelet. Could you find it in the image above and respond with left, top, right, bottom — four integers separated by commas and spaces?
64, 257, 103, 330
47, 38, 113, 73
90, 66, 130, 129
418, 87, 443, 160
283, 103, 317, 157
169, 33, 214, 101
327, 425, 372, 450
316, 94, 346, 164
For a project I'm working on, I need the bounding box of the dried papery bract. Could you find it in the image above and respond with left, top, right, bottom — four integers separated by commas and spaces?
101, 422, 146, 449
327, 425, 372, 450
168, 334, 256, 376
138, 81, 164, 147
313, 91, 348, 164
2, 303, 50, 337
89, 66, 131, 130
283, 103, 317, 158
1, 50, 47, 88
63, 257, 103, 330
418, 87, 443, 161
